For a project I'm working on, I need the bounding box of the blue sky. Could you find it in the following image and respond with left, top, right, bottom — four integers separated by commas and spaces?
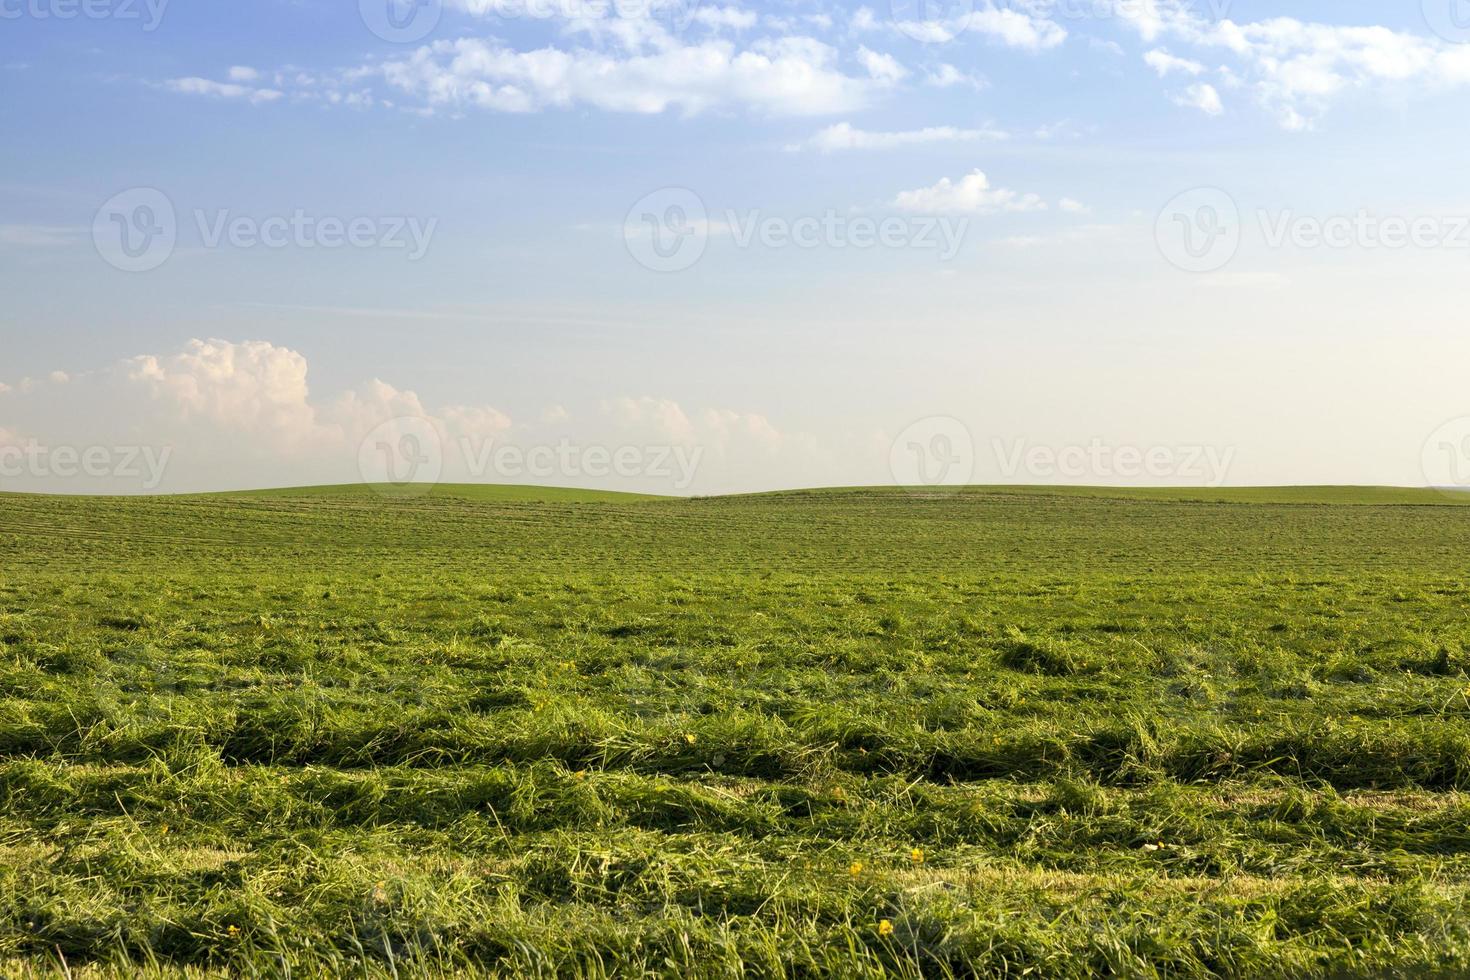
4, 0, 1470, 493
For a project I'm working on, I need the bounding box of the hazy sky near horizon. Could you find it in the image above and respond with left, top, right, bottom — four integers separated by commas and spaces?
4, 0, 1470, 494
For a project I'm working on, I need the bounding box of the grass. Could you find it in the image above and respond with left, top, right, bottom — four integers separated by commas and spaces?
2, 484, 1470, 976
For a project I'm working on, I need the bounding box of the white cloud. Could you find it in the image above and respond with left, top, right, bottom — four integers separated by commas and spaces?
690, 6, 758, 31
227, 65, 260, 82
702, 407, 784, 453
893, 170, 1047, 215
602, 396, 697, 444
1144, 48, 1205, 77
792, 121, 1008, 152
164, 76, 283, 105
1119, 3, 1470, 128
966, 4, 1066, 51
125, 339, 328, 453
1172, 81, 1223, 115
1059, 197, 1090, 214
376, 35, 873, 115
856, 46, 908, 84
0, 338, 823, 494
924, 63, 985, 89
867, 1, 1064, 51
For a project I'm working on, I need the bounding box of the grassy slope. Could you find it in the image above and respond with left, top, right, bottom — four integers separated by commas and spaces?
752, 484, 1470, 506
1, 487, 1470, 976
15, 482, 1463, 507
225, 482, 670, 503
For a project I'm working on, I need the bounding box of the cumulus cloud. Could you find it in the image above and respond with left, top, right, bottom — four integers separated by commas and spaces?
601, 396, 699, 445
791, 121, 1008, 152
374, 34, 873, 115
163, 76, 283, 104
1144, 48, 1206, 77
0, 339, 824, 495
159, 2, 880, 119
892, 170, 1047, 215
924, 63, 985, 89
1172, 81, 1223, 115
966, 4, 1066, 51
689, 6, 758, 31
856, 46, 908, 84
1117, 1, 1470, 128
855, 1, 1064, 50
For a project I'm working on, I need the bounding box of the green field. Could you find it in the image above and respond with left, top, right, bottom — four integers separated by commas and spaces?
3, 485, 1470, 977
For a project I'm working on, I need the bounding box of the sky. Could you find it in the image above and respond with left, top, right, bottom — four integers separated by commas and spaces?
3, 0, 1470, 495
